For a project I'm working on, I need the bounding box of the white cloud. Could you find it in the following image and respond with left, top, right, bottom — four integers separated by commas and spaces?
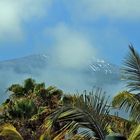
0, 0, 52, 40
46, 23, 96, 69
64, 0, 140, 20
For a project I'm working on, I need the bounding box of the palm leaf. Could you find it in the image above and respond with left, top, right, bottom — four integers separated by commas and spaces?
70, 134, 85, 140
128, 124, 140, 140
122, 45, 140, 92
39, 133, 52, 140
112, 91, 140, 122
0, 123, 23, 140
42, 89, 111, 140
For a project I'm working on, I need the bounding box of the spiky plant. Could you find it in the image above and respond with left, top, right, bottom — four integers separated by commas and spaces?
112, 45, 140, 122
41, 88, 111, 140
122, 45, 140, 92
112, 91, 140, 122
112, 45, 140, 139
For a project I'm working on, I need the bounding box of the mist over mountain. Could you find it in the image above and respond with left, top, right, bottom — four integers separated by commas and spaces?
0, 54, 123, 103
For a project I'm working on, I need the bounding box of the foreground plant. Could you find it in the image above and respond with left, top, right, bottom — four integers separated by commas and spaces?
0, 123, 23, 140
112, 45, 140, 139
41, 89, 112, 140
0, 78, 63, 140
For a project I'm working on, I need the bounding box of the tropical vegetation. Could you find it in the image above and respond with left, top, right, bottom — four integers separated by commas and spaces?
0, 45, 139, 139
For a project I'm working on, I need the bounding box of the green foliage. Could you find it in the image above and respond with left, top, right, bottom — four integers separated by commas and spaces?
23, 78, 35, 93
42, 89, 111, 140
39, 134, 51, 140
112, 46, 140, 139
0, 123, 23, 140
34, 83, 45, 94
8, 84, 24, 97
1, 68, 140, 140
38, 86, 63, 108
62, 95, 75, 106
122, 45, 140, 92
7, 78, 36, 98
0, 78, 64, 139
7, 98, 37, 119
112, 91, 140, 122
70, 134, 85, 140
112, 46, 140, 123
128, 124, 140, 140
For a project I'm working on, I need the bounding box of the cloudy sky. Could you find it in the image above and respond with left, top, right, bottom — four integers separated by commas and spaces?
0, 0, 140, 65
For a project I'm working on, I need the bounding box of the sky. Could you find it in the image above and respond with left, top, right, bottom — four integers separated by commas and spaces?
0, 0, 140, 65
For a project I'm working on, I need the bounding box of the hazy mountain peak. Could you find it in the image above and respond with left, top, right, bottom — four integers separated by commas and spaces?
0, 54, 122, 103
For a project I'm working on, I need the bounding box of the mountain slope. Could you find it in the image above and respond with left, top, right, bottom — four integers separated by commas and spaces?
0, 54, 122, 103
0, 54, 48, 74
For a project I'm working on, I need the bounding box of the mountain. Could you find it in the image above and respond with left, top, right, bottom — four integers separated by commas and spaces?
87, 59, 120, 85
0, 54, 122, 103
0, 54, 48, 74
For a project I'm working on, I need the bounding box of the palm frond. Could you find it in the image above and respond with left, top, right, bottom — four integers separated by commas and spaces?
0, 123, 23, 140
112, 91, 140, 122
39, 132, 52, 140
70, 134, 85, 140
42, 89, 111, 140
128, 124, 140, 140
122, 45, 140, 92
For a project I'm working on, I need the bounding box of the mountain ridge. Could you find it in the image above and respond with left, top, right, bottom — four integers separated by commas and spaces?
0, 54, 122, 103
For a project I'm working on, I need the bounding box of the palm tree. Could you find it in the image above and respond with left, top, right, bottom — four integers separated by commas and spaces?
112, 45, 140, 122
37, 86, 63, 108
121, 45, 140, 92
41, 88, 111, 140
23, 78, 36, 94
112, 45, 140, 139
8, 78, 36, 98
8, 84, 24, 98
0, 78, 65, 140
7, 98, 37, 120
112, 91, 140, 122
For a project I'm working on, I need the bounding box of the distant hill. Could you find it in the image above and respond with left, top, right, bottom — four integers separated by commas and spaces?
0, 54, 123, 103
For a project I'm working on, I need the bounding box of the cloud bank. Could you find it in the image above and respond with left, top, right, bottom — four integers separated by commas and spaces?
45, 24, 97, 69
0, 0, 52, 40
